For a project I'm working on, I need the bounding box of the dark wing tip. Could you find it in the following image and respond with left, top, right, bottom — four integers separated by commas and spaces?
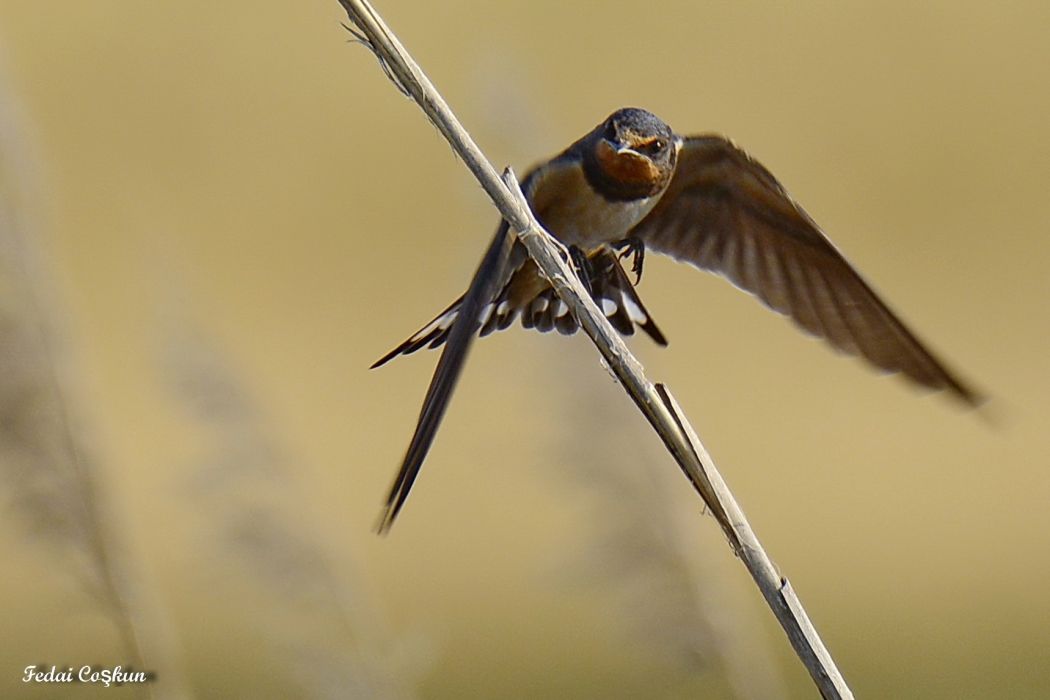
644, 319, 669, 346
370, 297, 466, 369
375, 499, 401, 535
971, 396, 1004, 429
371, 345, 406, 369
944, 374, 986, 409
374, 460, 414, 534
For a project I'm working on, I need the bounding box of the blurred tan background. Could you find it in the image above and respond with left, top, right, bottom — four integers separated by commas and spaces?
0, 1, 1048, 698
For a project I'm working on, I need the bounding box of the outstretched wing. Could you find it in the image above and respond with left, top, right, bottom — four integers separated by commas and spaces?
630, 136, 980, 404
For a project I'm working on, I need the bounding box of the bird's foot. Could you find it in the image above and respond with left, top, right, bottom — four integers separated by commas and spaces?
613, 237, 645, 284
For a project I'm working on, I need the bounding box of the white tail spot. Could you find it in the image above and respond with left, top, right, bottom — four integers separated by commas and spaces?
416, 318, 442, 339
438, 310, 458, 330
622, 297, 647, 323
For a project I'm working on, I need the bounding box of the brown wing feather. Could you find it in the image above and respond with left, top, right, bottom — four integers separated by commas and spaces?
631, 136, 980, 404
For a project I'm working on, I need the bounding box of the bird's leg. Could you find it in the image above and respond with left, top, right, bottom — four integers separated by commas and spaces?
568, 245, 595, 296
613, 236, 645, 284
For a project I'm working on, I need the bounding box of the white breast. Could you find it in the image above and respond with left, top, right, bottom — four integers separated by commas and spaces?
527, 159, 664, 249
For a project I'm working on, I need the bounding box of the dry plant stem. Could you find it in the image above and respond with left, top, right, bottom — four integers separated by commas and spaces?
337, 0, 533, 233
658, 385, 850, 697
0, 66, 170, 698
338, 1, 854, 697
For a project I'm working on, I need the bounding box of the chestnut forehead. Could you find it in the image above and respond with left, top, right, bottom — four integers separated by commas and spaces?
621, 129, 664, 145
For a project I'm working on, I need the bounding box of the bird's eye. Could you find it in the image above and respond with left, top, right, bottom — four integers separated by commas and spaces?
640, 139, 666, 155
604, 121, 618, 140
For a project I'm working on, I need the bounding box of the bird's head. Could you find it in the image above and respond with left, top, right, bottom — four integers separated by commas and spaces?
584, 108, 679, 200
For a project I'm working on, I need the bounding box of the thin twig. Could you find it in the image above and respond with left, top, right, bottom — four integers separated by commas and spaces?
337, 1, 854, 697
551, 357, 790, 699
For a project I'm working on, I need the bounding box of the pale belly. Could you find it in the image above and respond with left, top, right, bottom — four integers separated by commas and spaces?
541, 190, 658, 249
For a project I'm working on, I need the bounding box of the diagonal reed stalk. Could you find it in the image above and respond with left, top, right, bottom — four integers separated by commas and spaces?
336, 1, 854, 697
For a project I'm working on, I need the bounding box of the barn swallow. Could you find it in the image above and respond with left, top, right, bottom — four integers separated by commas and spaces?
372, 107, 980, 531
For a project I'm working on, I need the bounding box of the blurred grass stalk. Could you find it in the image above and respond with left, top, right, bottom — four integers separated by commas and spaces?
337, 0, 853, 697
554, 359, 788, 699
161, 315, 422, 700
0, 56, 189, 699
